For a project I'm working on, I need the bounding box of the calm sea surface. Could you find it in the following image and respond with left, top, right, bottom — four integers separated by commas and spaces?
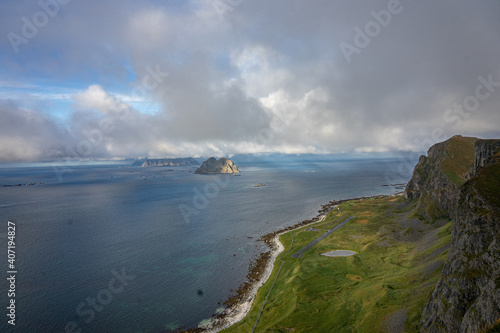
0, 157, 411, 332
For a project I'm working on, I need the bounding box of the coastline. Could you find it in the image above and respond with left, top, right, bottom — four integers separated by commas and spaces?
183, 193, 402, 333
205, 229, 286, 332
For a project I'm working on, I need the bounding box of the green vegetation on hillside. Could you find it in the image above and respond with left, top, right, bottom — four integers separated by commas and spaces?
476, 161, 500, 209
487, 322, 500, 333
409, 136, 477, 222
475, 141, 500, 208
222, 196, 452, 333
440, 136, 477, 185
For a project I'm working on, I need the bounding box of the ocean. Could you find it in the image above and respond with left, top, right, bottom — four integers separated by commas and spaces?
0, 157, 411, 332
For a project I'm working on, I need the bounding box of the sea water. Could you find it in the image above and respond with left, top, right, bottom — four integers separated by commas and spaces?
0, 157, 411, 332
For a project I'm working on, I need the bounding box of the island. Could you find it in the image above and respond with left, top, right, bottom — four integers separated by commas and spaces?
194, 157, 240, 174
131, 157, 199, 167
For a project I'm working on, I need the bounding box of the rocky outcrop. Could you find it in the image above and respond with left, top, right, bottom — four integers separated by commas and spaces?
419, 139, 500, 332
404, 136, 477, 222
195, 157, 240, 174
404, 154, 429, 201
132, 157, 199, 167
468, 139, 500, 178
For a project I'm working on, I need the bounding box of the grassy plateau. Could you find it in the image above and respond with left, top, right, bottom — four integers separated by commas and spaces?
222, 196, 452, 333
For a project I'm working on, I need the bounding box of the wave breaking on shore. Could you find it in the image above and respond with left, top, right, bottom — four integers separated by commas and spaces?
187, 193, 402, 333
202, 233, 285, 332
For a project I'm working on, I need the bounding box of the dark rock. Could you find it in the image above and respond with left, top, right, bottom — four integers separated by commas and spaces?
419, 139, 500, 332
467, 139, 500, 179
404, 136, 478, 222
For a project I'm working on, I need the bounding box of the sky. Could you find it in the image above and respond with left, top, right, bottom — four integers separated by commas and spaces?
1, 0, 500, 162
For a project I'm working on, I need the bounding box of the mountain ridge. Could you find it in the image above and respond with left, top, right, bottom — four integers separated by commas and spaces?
414, 137, 500, 332
132, 157, 199, 167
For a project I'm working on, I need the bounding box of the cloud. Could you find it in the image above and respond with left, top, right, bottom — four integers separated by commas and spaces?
74, 85, 133, 116
1, 0, 500, 161
0, 102, 74, 162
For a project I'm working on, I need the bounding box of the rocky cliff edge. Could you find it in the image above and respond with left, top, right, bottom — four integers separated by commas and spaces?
419, 139, 500, 332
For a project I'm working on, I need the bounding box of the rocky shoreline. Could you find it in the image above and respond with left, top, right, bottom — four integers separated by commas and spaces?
176, 193, 402, 333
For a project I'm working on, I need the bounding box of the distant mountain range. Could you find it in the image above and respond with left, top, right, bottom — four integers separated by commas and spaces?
132, 157, 199, 167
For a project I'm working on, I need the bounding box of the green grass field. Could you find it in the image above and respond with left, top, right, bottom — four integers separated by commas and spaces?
440, 136, 477, 186
222, 196, 452, 333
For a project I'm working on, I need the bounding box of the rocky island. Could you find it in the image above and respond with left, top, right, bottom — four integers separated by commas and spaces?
132, 157, 199, 167
194, 157, 240, 174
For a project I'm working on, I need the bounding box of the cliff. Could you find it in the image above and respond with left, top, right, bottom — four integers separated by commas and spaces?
132, 157, 199, 167
194, 157, 240, 174
468, 139, 500, 179
404, 135, 477, 222
419, 139, 500, 332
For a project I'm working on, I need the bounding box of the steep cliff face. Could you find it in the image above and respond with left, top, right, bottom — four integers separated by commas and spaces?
404, 136, 477, 222
195, 157, 240, 174
468, 139, 500, 178
419, 139, 500, 332
132, 157, 199, 167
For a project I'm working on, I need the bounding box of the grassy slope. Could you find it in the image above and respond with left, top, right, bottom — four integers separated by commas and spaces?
413, 136, 476, 221
487, 322, 500, 332
475, 144, 500, 209
440, 136, 477, 186
476, 162, 500, 209
222, 197, 452, 333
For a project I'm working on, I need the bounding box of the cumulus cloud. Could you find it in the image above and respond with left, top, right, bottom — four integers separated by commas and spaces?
1, 0, 500, 161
